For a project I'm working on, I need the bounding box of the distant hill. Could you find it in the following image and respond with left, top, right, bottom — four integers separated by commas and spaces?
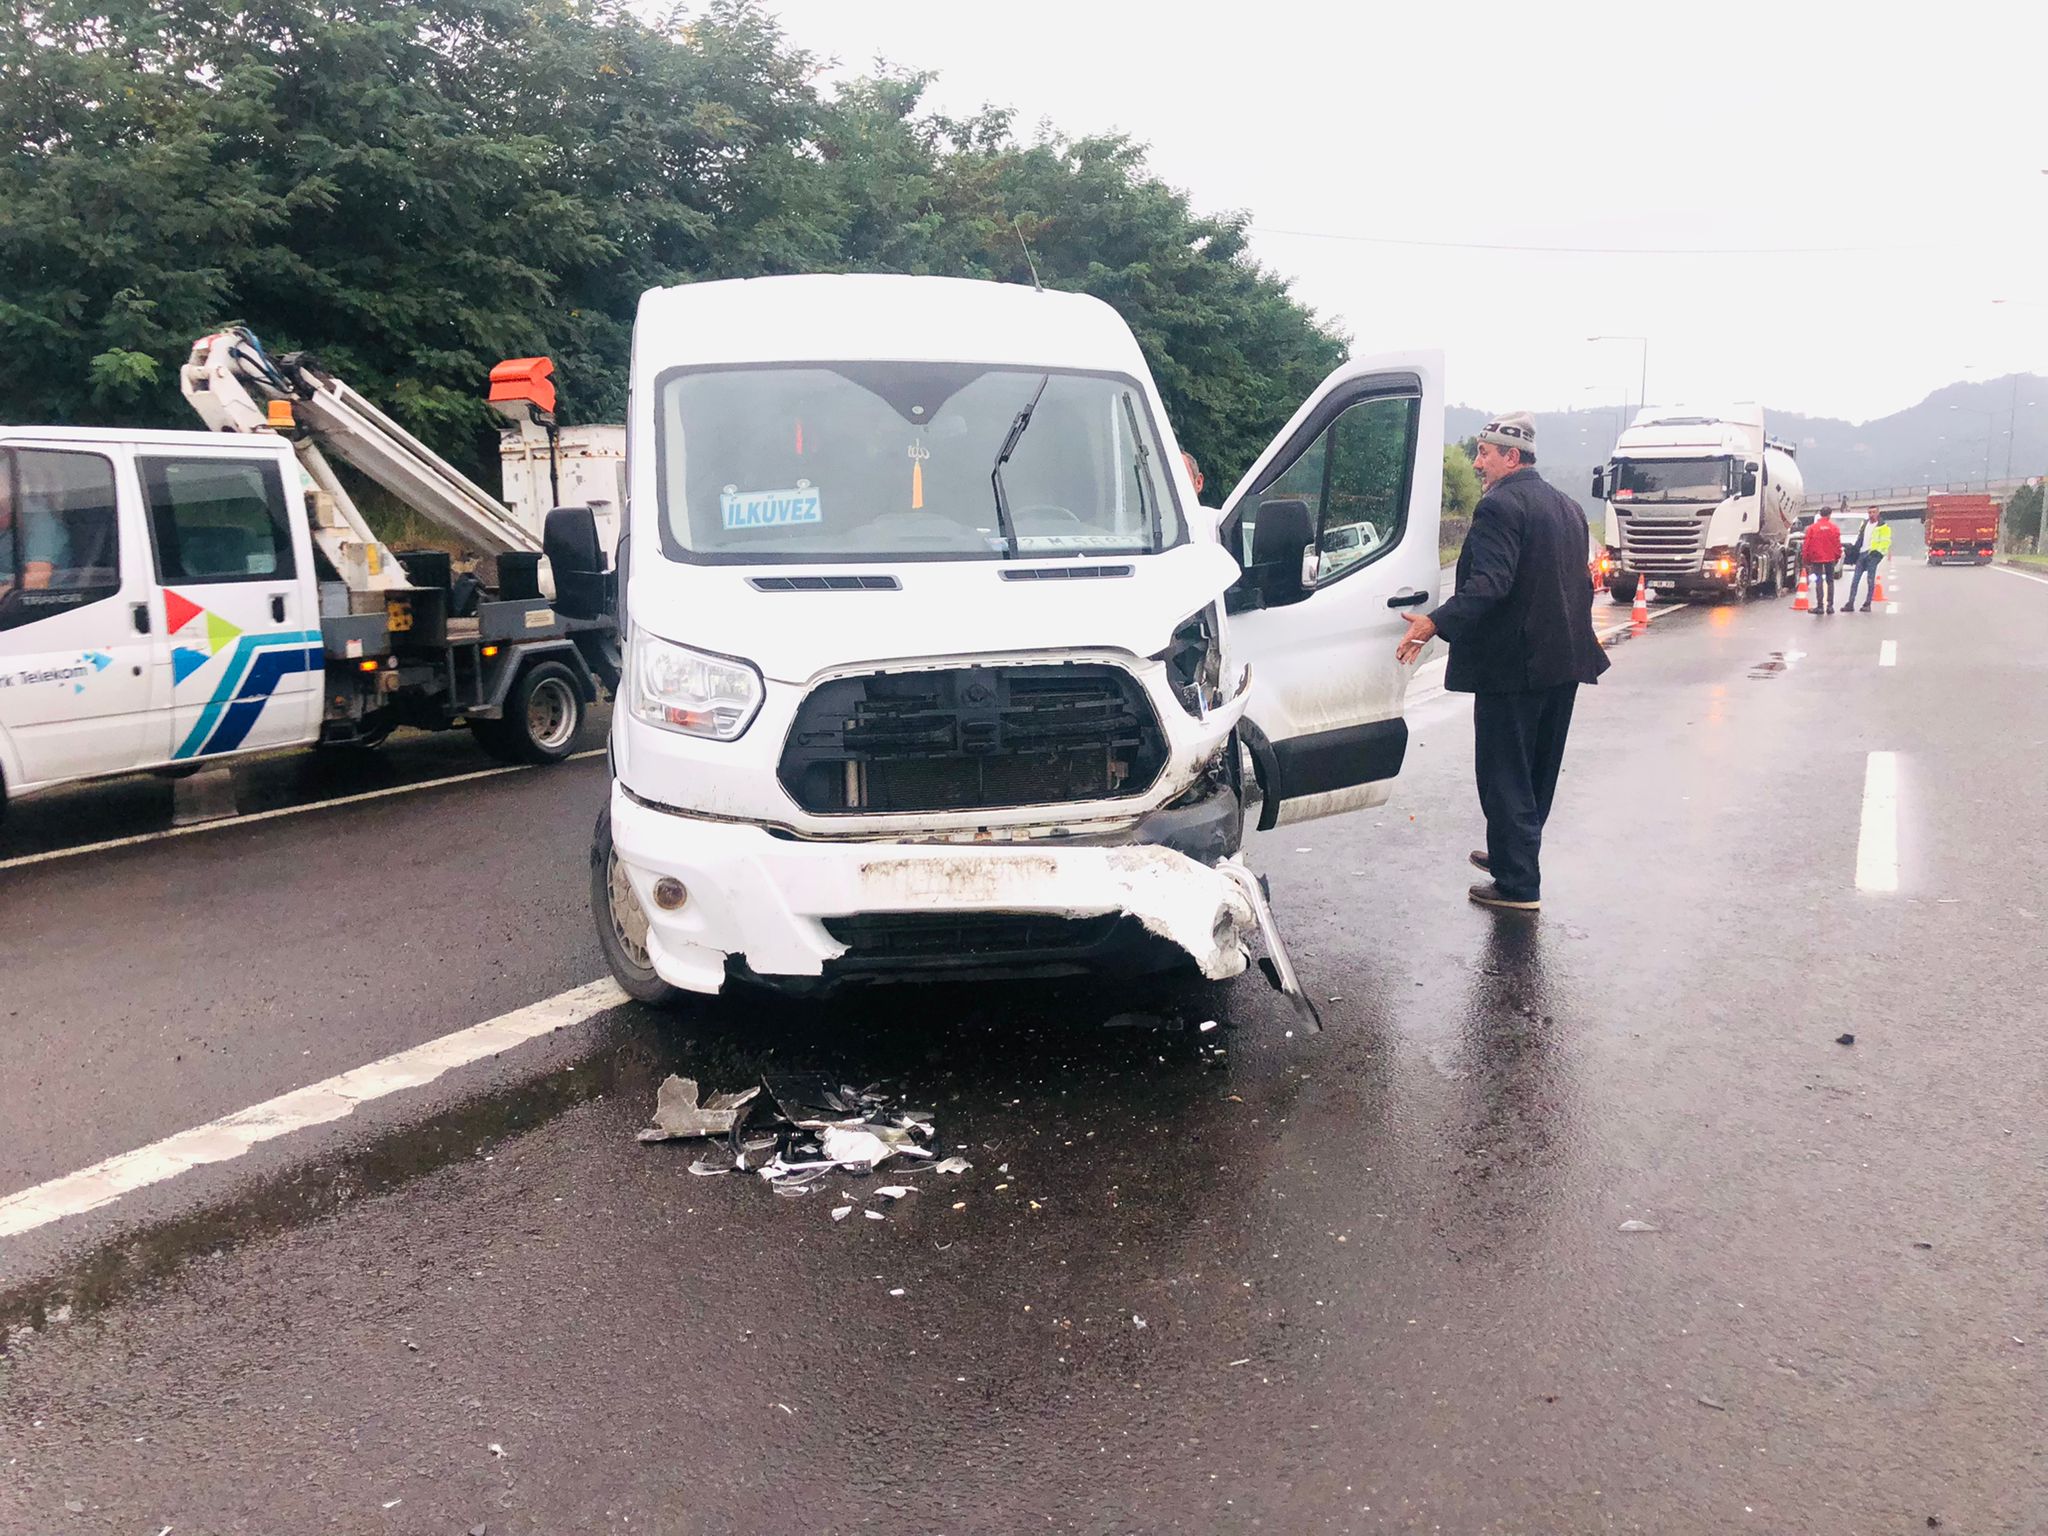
1448, 374, 2048, 514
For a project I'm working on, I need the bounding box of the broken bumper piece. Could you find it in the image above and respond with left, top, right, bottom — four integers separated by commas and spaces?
609, 786, 1259, 996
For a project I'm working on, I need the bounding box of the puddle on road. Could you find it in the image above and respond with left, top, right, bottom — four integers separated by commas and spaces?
1747, 648, 1806, 680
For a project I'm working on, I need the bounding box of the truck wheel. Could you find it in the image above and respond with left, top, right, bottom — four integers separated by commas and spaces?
590, 806, 684, 1007
474, 660, 584, 765
1607, 574, 1639, 604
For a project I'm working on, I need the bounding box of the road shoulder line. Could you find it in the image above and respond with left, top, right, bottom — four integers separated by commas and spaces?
0, 978, 627, 1241
0, 748, 606, 874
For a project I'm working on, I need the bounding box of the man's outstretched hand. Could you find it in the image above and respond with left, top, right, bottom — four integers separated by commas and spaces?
1395, 612, 1437, 664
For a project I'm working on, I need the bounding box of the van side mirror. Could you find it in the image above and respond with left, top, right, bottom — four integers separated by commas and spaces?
543, 504, 608, 619
1248, 498, 1314, 607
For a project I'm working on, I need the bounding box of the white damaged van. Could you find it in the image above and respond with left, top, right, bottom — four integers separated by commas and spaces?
591, 274, 1442, 1007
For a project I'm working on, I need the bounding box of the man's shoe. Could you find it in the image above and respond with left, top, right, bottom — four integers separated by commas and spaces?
1860, 603, 1872, 612
1468, 881, 1539, 912
1469, 850, 1490, 872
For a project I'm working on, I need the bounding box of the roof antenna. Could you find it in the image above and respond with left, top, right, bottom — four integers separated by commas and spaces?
1012, 217, 1043, 292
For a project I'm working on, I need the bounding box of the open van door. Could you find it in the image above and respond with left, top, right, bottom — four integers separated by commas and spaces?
1218, 351, 1444, 828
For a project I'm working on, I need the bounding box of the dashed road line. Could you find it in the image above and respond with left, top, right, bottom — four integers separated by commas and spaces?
0, 978, 628, 1241
0, 749, 607, 874
1878, 640, 1897, 668
1855, 751, 1899, 894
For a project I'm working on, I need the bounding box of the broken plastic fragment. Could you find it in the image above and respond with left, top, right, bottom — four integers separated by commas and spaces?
831, 1206, 853, 1222
688, 1152, 737, 1177
638, 1076, 761, 1142
865, 1209, 885, 1221
873, 1185, 915, 1200
1617, 1219, 1660, 1233
932, 1156, 972, 1175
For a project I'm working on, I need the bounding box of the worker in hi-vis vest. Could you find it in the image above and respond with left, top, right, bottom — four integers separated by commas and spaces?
1845, 509, 1893, 611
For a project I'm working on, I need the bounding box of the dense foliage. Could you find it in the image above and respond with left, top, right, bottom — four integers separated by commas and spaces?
0, 0, 1346, 488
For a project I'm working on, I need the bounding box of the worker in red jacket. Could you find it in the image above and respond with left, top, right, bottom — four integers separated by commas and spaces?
1802, 508, 1842, 615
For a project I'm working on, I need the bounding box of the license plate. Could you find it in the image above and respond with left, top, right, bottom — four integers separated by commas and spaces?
1650, 580, 1676, 591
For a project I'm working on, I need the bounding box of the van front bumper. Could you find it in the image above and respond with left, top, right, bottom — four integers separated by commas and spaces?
608, 785, 1257, 995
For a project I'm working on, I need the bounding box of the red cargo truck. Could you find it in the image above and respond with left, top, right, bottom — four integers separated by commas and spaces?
1924, 493, 1998, 565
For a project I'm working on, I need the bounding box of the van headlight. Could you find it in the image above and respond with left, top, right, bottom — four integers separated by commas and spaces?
630, 629, 763, 741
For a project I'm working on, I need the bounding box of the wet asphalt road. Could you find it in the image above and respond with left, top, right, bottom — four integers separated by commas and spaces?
3, 536, 2046, 1534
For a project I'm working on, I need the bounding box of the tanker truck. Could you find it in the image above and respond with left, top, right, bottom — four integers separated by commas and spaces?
1591, 405, 1803, 603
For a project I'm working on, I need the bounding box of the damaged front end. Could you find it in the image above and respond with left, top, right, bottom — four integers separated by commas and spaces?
598, 718, 1316, 1024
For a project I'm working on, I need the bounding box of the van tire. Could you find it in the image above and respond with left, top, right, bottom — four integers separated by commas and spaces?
590, 805, 685, 1007
473, 660, 583, 765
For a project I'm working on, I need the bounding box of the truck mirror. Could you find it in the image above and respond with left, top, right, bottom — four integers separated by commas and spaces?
1250, 498, 1314, 606
1591, 468, 1605, 499
543, 504, 608, 619
1741, 468, 1759, 498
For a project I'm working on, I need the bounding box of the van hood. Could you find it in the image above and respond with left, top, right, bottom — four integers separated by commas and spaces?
625, 542, 1241, 684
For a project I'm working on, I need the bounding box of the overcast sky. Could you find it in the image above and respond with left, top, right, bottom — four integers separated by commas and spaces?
743, 0, 2048, 425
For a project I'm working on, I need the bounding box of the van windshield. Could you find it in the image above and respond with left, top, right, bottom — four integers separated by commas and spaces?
653, 364, 1183, 563
1611, 457, 1734, 505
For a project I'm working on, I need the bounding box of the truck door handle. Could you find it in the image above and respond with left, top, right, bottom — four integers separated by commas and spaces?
270, 593, 287, 622
1387, 589, 1430, 608
131, 602, 151, 634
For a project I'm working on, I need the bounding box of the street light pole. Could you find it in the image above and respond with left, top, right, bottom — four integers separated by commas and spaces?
1589, 335, 1649, 412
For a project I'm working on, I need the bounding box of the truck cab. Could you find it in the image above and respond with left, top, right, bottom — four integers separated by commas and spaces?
593, 274, 1444, 1003
0, 429, 324, 813
1591, 406, 1802, 603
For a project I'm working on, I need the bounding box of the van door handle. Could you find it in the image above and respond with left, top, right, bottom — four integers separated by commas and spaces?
270, 593, 287, 623
1387, 589, 1430, 608
131, 602, 151, 634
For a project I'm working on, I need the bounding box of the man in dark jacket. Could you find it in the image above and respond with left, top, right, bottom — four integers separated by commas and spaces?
1394, 413, 1610, 912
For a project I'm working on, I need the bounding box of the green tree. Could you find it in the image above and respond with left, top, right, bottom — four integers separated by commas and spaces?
2003, 483, 2042, 550
1441, 443, 1480, 518
0, 0, 1350, 493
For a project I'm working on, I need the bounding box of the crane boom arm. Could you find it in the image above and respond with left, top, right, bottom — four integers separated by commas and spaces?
179, 329, 543, 588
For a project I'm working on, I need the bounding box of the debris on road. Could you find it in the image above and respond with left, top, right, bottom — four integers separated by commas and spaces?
639, 1071, 940, 1199
637, 1077, 761, 1142
1696, 1395, 1727, 1411
831, 1206, 853, 1222
873, 1185, 914, 1201
932, 1156, 972, 1175
1617, 1219, 1660, 1233
1835, 1033, 1856, 1046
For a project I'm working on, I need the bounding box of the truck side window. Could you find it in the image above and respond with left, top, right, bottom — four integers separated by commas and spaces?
0, 447, 122, 626
139, 457, 294, 582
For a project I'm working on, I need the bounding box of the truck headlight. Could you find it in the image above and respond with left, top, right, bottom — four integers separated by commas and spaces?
630, 629, 763, 741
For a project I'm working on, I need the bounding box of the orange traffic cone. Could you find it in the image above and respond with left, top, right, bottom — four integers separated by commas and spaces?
1630, 577, 1649, 626
1872, 561, 1887, 603
1792, 567, 1811, 612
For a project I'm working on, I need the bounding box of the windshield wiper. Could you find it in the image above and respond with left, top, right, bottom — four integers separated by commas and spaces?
989, 374, 1049, 558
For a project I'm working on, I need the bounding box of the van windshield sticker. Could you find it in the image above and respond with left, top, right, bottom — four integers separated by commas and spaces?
721, 482, 822, 531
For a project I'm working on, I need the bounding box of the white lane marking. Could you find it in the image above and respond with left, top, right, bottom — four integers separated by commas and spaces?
1994, 564, 2048, 588
0, 978, 628, 1241
1884, 602, 1899, 614
1878, 640, 1897, 668
0, 749, 606, 874
1855, 751, 1899, 894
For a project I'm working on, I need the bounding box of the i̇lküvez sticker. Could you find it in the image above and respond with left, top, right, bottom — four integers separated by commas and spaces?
721, 481, 822, 531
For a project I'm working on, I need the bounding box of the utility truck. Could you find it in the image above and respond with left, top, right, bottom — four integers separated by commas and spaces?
1591, 405, 1803, 603
593, 273, 1445, 1012
0, 329, 618, 825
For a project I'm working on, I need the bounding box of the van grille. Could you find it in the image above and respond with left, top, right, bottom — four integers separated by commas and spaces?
1618, 510, 1711, 574
778, 664, 1166, 814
